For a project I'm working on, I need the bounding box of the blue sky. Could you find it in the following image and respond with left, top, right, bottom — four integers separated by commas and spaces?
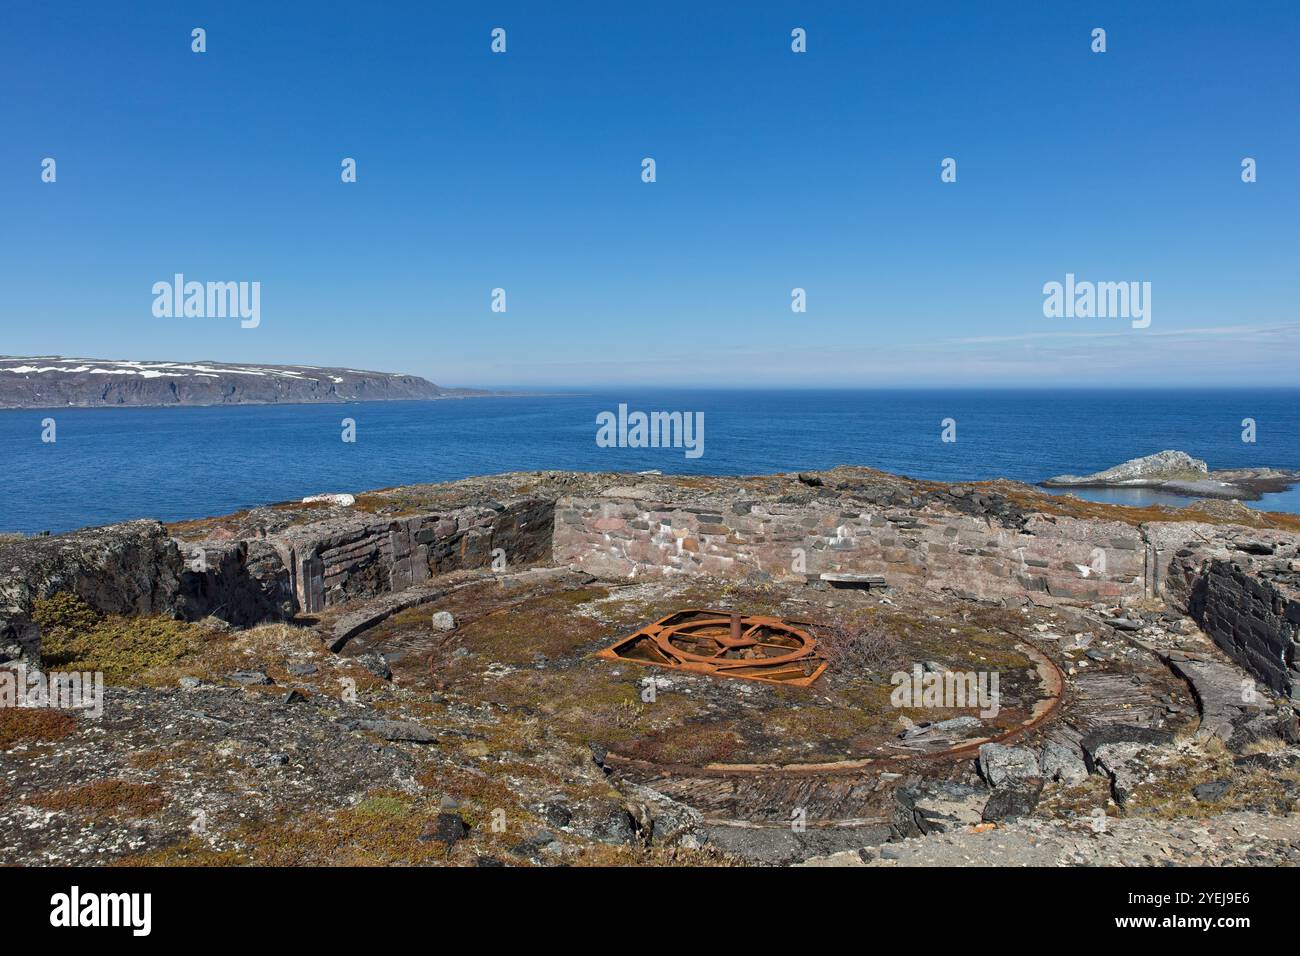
2, 1, 1296, 388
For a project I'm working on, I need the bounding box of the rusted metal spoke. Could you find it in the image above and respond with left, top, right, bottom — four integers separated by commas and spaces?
596, 609, 828, 687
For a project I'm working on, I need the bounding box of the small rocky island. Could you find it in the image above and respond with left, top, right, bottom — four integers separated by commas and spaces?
1042, 450, 1300, 501
0, 356, 485, 408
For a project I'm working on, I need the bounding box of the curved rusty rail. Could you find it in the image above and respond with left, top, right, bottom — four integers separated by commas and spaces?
596, 609, 828, 686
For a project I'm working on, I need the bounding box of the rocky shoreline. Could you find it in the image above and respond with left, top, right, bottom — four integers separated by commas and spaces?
1042, 450, 1300, 501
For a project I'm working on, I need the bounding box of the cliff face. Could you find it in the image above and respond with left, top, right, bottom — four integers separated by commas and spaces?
0, 357, 464, 408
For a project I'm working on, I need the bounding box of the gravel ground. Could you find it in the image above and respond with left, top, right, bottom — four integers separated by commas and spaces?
799, 811, 1300, 866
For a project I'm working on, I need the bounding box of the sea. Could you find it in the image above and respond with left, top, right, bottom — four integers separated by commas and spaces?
3, 389, 1299, 534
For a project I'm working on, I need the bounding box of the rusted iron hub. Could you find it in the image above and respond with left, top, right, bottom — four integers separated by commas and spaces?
597, 609, 828, 687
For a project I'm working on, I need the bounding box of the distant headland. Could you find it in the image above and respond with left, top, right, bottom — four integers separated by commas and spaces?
0, 356, 489, 409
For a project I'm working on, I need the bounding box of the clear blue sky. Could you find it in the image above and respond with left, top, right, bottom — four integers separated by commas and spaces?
2, 1, 1296, 388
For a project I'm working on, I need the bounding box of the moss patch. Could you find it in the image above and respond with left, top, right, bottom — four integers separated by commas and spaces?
34, 593, 208, 684
440, 587, 611, 665
353, 795, 412, 819
114, 837, 247, 867
622, 725, 746, 765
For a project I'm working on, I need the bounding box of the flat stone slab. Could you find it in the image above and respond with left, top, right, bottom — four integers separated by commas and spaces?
1080, 725, 1175, 770
819, 573, 888, 587
355, 719, 438, 743
1166, 654, 1271, 741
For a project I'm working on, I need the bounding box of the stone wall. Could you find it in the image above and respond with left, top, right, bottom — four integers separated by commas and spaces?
0, 496, 555, 664
269, 497, 554, 614
175, 539, 295, 626
0, 520, 183, 621
552, 495, 1149, 604
0, 520, 184, 665
551, 494, 1300, 699
1187, 560, 1299, 698
1162, 532, 1300, 700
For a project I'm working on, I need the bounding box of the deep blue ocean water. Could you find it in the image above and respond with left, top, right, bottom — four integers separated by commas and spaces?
4, 389, 1300, 534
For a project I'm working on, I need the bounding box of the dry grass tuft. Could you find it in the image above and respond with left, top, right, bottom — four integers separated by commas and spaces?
27, 778, 166, 819
0, 707, 79, 749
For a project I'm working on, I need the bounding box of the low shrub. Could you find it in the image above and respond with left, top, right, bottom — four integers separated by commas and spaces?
33, 592, 205, 683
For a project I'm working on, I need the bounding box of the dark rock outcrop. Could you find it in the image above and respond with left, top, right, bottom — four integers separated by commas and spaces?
0, 519, 182, 620
1186, 558, 1300, 698
1080, 725, 1175, 771
176, 539, 294, 626
0, 519, 183, 665
0, 614, 40, 664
